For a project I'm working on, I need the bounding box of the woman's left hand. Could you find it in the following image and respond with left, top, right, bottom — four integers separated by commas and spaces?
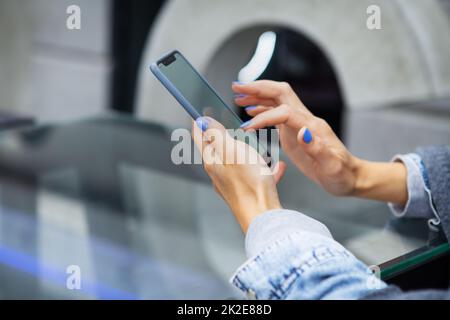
192, 117, 286, 233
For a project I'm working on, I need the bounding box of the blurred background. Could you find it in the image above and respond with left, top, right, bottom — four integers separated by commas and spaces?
1, 0, 450, 155
0, 0, 450, 299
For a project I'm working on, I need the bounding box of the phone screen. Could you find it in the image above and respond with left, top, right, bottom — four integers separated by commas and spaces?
156, 52, 242, 129
155, 51, 270, 163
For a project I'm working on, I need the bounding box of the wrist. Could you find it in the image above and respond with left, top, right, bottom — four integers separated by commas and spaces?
235, 187, 282, 233
351, 157, 407, 205
351, 157, 373, 197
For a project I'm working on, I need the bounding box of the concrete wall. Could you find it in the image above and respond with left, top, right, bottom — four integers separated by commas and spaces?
0, 0, 112, 123
136, 0, 450, 130
0, 1, 32, 115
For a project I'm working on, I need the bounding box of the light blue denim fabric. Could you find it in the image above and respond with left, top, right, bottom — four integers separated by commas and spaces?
389, 153, 438, 222
230, 153, 434, 300
231, 211, 386, 300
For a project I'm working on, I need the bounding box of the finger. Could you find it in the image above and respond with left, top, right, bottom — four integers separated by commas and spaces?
297, 127, 333, 164
272, 161, 287, 184
192, 119, 207, 152
201, 116, 226, 134
232, 80, 291, 102
234, 95, 276, 107
201, 117, 228, 158
244, 106, 272, 117
241, 104, 306, 131
233, 81, 313, 116
192, 119, 217, 166
192, 117, 226, 165
213, 183, 222, 196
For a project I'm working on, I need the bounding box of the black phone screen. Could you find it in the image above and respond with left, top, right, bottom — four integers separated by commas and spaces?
156, 51, 270, 163
157, 52, 242, 130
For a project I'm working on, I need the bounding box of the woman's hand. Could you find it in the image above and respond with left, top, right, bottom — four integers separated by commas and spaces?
233, 80, 407, 205
233, 80, 358, 196
192, 117, 285, 232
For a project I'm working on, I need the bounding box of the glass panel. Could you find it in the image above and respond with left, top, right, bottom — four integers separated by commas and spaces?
0, 115, 445, 299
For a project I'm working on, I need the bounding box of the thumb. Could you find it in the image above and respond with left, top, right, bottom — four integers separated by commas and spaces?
297, 127, 331, 163
272, 161, 287, 184
199, 116, 229, 160
201, 116, 226, 135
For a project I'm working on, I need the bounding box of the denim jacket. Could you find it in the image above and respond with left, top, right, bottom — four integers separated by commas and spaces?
230, 153, 439, 300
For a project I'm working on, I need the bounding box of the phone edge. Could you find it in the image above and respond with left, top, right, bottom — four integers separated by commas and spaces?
149, 60, 201, 121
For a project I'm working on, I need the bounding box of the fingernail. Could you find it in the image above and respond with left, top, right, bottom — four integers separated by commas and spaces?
232, 81, 242, 85
303, 128, 313, 144
234, 94, 247, 99
196, 117, 208, 132
240, 120, 252, 128
245, 106, 257, 111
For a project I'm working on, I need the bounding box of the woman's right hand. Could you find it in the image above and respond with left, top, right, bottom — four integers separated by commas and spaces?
232, 80, 359, 197
232, 80, 407, 206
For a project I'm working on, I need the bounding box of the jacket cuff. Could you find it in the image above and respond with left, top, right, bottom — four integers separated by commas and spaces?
388, 153, 434, 219
231, 231, 380, 300
245, 209, 332, 258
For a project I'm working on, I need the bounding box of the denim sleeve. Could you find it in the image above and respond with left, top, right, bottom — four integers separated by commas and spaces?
230, 210, 387, 300
388, 153, 440, 227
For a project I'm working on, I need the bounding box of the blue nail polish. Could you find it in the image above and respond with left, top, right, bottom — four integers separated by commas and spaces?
234, 94, 247, 99
196, 117, 208, 132
303, 128, 313, 144
245, 106, 257, 111
232, 81, 242, 85
240, 120, 252, 128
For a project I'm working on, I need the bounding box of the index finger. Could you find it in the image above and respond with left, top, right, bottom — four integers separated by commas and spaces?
232, 80, 291, 103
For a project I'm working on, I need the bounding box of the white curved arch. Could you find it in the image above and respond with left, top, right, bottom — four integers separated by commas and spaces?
237, 31, 277, 83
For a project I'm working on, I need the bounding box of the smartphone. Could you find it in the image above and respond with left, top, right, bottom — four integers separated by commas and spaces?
150, 50, 243, 129
150, 50, 270, 162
